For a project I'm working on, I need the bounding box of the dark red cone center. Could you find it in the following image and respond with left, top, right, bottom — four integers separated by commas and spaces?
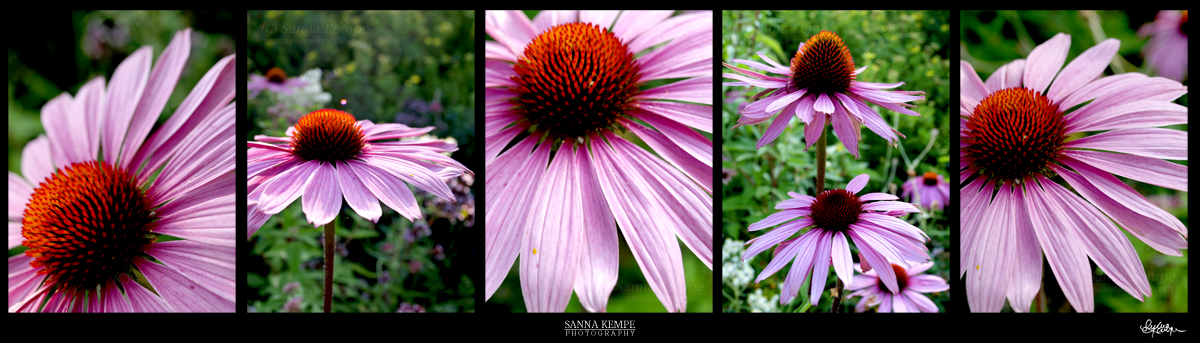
790, 31, 857, 95
266, 67, 288, 83
809, 188, 863, 233
922, 171, 939, 186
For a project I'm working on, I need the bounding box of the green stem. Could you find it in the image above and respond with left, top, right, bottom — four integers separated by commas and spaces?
324, 220, 335, 313
814, 124, 842, 313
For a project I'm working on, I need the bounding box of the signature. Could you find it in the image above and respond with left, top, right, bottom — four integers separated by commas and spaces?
1141, 319, 1187, 337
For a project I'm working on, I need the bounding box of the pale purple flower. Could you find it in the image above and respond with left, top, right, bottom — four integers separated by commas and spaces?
1138, 10, 1188, 82
9, 29, 235, 312
723, 30, 924, 156
396, 302, 426, 313
961, 33, 1188, 312
484, 10, 714, 312
246, 109, 471, 237
902, 171, 951, 210
744, 174, 929, 306
846, 262, 948, 313
248, 67, 310, 98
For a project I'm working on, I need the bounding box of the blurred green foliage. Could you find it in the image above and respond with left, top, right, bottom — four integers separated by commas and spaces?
486, 10, 713, 313
9, 10, 236, 175
245, 10, 477, 313
721, 10, 951, 312
961, 10, 1187, 313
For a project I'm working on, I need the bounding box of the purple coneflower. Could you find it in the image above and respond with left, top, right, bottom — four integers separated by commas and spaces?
846, 262, 947, 313
9, 29, 235, 312
1138, 10, 1188, 82
248, 67, 309, 98
902, 171, 950, 210
744, 174, 929, 306
246, 109, 470, 236
723, 31, 924, 156
484, 10, 713, 312
960, 33, 1188, 312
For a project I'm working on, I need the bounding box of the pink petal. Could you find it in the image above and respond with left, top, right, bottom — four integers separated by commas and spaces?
828, 101, 861, 158
777, 230, 821, 305
258, 159, 321, 214
748, 209, 809, 232
634, 77, 713, 105
485, 10, 538, 58
960, 60, 989, 105
813, 92, 835, 114
135, 258, 233, 312
73, 77, 107, 162
629, 108, 712, 166
1063, 150, 1187, 192
1006, 186, 1043, 312
804, 112, 826, 151
964, 184, 1016, 312
611, 10, 673, 43
755, 101, 796, 149
532, 10, 578, 34
120, 29, 191, 171
628, 11, 711, 55
152, 172, 235, 247
620, 118, 713, 193
120, 274, 171, 312
1022, 33, 1070, 94
743, 218, 810, 261
634, 101, 713, 133
1023, 179, 1096, 312
579, 10, 619, 30
20, 136, 56, 187
1046, 38, 1119, 104
344, 159, 421, 222
484, 41, 517, 62
1064, 127, 1187, 160
589, 136, 689, 312
573, 147, 619, 313
103, 46, 152, 164
520, 143, 585, 312
808, 230, 833, 306
484, 138, 550, 300
985, 59, 1026, 91
39, 94, 78, 168
100, 279, 132, 312
131, 55, 236, 183
845, 173, 869, 194
145, 240, 235, 303
8, 172, 33, 222
334, 161, 382, 223
849, 229, 899, 293
301, 161, 343, 226
1066, 100, 1188, 134
1063, 74, 1187, 120
907, 274, 950, 293
1055, 160, 1187, 256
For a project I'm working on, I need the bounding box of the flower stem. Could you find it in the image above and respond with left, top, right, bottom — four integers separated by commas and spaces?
814, 124, 843, 313
324, 220, 335, 313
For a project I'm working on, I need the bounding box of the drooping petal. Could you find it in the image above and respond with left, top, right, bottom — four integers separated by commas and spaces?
152, 172, 235, 247
743, 218, 810, 261
344, 159, 421, 222
1054, 160, 1186, 256
300, 161, 343, 226
484, 138, 549, 300
635, 77, 713, 105
830, 232, 854, 287
620, 118, 712, 193
1024, 178, 1097, 312
120, 274, 171, 312
964, 184, 1016, 312
590, 136, 689, 312
257, 160, 320, 215
1007, 185, 1043, 313
334, 161, 382, 223
573, 147, 619, 313
520, 142, 583, 312
808, 231, 833, 306
1063, 150, 1186, 192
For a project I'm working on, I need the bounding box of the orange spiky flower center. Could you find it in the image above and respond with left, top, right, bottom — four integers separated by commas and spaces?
266, 67, 288, 83
790, 31, 857, 95
511, 22, 643, 139
962, 88, 1068, 183
922, 171, 939, 186
290, 109, 366, 164
21, 161, 157, 293
809, 188, 863, 233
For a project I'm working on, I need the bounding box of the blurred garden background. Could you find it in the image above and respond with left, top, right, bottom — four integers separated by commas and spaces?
485, 10, 713, 313
961, 10, 1187, 313
721, 10, 951, 312
245, 10, 477, 313
8, 11, 237, 279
